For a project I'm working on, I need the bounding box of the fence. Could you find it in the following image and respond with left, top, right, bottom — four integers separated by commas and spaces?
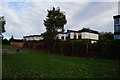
24, 40, 120, 61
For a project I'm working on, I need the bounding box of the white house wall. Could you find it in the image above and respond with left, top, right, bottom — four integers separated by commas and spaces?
75, 33, 78, 39
34, 37, 43, 41
81, 32, 90, 39
89, 33, 99, 40
57, 34, 68, 40
30, 37, 32, 40
57, 34, 62, 39
70, 32, 74, 39
25, 36, 43, 41
63, 34, 68, 40
81, 32, 99, 40
57, 32, 98, 40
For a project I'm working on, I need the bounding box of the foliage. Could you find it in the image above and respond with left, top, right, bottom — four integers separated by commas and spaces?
2, 39, 10, 45
92, 39, 120, 60
42, 31, 58, 40
0, 16, 6, 34
9, 36, 14, 42
99, 32, 114, 40
43, 7, 67, 40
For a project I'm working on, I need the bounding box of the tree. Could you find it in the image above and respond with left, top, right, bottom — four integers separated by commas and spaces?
43, 7, 67, 40
9, 35, 14, 42
0, 16, 6, 41
99, 32, 114, 40
2, 38, 9, 45
0, 16, 6, 34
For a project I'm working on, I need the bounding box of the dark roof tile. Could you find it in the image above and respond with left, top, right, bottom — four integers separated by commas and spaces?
113, 15, 120, 18
78, 28, 99, 34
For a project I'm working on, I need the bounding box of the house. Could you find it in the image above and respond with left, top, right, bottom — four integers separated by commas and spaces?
78, 28, 99, 43
56, 28, 99, 43
67, 30, 78, 40
56, 32, 68, 40
23, 35, 44, 41
9, 36, 24, 47
10, 39, 24, 47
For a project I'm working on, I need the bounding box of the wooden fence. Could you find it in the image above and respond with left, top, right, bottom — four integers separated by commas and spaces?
24, 40, 120, 61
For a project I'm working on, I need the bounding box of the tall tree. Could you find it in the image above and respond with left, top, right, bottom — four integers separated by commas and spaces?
0, 16, 6, 34
43, 7, 67, 40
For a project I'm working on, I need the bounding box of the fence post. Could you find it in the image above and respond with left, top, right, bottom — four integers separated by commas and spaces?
86, 43, 88, 57
61, 43, 63, 55
72, 42, 74, 56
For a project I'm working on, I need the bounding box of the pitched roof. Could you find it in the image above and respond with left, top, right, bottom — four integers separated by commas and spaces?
67, 30, 78, 33
12, 39, 23, 42
78, 28, 99, 34
23, 35, 41, 38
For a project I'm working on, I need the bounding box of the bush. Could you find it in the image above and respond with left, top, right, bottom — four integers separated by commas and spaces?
2, 39, 10, 45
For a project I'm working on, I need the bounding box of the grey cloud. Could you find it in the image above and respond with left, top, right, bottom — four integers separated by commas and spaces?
2, 2, 118, 39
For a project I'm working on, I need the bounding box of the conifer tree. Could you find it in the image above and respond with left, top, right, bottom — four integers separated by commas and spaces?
43, 7, 67, 40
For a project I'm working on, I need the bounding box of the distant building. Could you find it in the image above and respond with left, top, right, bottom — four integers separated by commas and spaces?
78, 28, 99, 43
56, 32, 68, 40
57, 28, 99, 43
10, 39, 24, 47
23, 35, 43, 41
67, 30, 79, 40
113, 2, 120, 39
113, 15, 120, 39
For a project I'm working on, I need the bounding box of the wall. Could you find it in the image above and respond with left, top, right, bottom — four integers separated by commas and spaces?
89, 33, 99, 40
70, 32, 74, 39
25, 36, 43, 41
11, 42, 24, 47
81, 32, 98, 40
75, 33, 78, 39
81, 32, 90, 39
56, 34, 68, 40
114, 16, 120, 39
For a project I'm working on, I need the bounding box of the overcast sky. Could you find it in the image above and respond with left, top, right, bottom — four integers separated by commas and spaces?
1, 0, 120, 39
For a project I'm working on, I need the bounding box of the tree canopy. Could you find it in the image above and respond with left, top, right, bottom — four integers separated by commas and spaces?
0, 16, 6, 34
99, 32, 114, 40
43, 7, 67, 40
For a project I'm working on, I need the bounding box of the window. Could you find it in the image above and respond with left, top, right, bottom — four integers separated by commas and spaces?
114, 35, 120, 39
61, 36, 64, 40
78, 33, 81, 39
115, 25, 120, 32
68, 33, 70, 39
115, 18, 119, 24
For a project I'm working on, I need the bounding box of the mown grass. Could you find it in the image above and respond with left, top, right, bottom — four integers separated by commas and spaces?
2, 45, 34, 53
2, 45, 120, 79
2, 45, 18, 50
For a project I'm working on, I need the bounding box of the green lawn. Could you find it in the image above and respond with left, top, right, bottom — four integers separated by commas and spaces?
2, 45, 120, 78
2, 45, 18, 50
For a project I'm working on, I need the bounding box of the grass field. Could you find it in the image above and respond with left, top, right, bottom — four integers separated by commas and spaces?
2, 45, 17, 49
2, 45, 120, 78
